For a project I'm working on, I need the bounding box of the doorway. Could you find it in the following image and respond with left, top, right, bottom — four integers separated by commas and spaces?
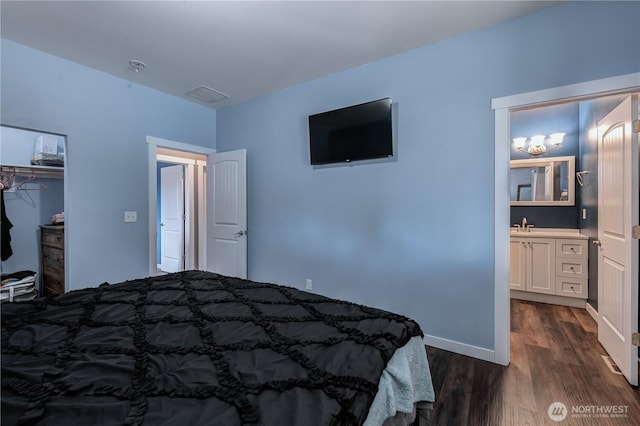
492, 73, 640, 380
147, 136, 214, 276
147, 137, 248, 279
156, 149, 208, 273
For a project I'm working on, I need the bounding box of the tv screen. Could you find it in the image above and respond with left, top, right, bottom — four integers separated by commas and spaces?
308, 98, 393, 165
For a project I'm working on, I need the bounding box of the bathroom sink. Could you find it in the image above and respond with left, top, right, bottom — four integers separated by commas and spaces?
510, 228, 587, 239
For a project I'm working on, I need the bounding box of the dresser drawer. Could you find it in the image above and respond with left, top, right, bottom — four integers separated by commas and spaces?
41, 266, 64, 296
556, 277, 588, 299
555, 239, 588, 258
43, 278, 64, 296
42, 265, 63, 281
40, 225, 64, 296
41, 228, 64, 248
556, 258, 588, 278
42, 247, 64, 267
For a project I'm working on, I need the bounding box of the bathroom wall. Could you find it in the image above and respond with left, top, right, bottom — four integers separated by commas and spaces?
510, 103, 580, 228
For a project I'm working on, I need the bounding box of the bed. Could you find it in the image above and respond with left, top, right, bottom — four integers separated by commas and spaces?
2, 270, 434, 425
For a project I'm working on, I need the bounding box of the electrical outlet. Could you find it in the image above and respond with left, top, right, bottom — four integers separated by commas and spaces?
306, 279, 312, 290
124, 211, 137, 223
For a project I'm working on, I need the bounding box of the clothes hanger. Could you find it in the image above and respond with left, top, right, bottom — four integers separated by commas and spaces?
0, 169, 16, 190
14, 171, 47, 191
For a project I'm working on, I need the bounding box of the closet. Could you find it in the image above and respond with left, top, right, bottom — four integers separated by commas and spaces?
1, 125, 66, 300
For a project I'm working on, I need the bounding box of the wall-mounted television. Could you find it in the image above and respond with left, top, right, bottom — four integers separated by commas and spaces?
308, 97, 393, 166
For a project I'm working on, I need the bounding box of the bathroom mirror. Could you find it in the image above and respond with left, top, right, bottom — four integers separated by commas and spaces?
510, 156, 575, 206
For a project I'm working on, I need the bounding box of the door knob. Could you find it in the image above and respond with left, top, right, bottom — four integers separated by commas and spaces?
234, 230, 247, 237
593, 240, 602, 246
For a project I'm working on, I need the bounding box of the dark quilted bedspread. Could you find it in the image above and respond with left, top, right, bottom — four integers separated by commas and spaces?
1, 270, 423, 426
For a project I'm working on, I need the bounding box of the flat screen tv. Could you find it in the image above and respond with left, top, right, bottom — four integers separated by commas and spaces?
308, 97, 393, 165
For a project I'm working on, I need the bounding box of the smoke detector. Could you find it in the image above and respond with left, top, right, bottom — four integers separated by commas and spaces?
129, 59, 146, 72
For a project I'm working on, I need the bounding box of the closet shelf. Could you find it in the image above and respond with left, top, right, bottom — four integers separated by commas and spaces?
1, 164, 64, 179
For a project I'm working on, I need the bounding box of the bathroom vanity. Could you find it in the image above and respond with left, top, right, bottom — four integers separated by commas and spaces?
510, 228, 589, 307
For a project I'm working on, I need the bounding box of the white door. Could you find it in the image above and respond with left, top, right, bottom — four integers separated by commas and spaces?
160, 164, 185, 273
207, 149, 247, 279
597, 95, 638, 386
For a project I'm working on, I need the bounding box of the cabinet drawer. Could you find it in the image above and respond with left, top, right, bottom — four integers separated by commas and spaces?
555, 239, 588, 258
556, 258, 588, 278
42, 229, 64, 248
555, 277, 588, 299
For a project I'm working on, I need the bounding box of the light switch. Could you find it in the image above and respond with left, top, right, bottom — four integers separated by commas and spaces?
124, 211, 137, 222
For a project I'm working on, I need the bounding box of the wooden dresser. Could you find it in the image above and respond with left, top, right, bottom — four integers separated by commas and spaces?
40, 225, 64, 296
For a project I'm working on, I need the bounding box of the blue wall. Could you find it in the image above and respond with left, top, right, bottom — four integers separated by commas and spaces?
1, 39, 216, 289
216, 2, 640, 351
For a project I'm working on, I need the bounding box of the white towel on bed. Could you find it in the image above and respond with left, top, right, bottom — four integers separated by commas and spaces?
363, 336, 435, 426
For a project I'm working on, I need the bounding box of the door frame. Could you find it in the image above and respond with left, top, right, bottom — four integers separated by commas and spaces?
147, 136, 215, 276
491, 72, 640, 366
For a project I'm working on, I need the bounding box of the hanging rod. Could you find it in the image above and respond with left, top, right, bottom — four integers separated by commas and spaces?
1, 164, 64, 179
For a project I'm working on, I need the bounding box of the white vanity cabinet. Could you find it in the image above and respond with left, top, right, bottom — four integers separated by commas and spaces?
510, 237, 556, 295
510, 230, 589, 305
555, 239, 589, 298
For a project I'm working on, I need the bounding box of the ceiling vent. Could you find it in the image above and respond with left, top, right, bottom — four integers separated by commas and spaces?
185, 85, 230, 103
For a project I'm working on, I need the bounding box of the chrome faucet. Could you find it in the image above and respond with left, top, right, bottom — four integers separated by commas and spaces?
521, 217, 534, 232
512, 217, 533, 232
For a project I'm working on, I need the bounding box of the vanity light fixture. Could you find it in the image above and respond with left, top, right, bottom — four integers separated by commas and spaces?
512, 132, 565, 156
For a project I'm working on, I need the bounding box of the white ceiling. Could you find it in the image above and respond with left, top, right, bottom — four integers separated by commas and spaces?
1, 1, 562, 109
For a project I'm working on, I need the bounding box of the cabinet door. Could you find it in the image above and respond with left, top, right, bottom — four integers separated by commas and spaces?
527, 238, 556, 294
510, 238, 526, 290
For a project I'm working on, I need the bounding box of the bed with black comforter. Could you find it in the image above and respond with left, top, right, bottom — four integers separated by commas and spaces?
2, 270, 429, 425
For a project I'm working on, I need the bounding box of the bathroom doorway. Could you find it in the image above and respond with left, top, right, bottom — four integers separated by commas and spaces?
492, 73, 639, 385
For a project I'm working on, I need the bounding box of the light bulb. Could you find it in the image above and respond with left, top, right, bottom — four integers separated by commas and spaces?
549, 132, 565, 146
513, 137, 527, 149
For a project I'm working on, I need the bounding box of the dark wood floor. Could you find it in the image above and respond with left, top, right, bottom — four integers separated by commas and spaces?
425, 299, 640, 425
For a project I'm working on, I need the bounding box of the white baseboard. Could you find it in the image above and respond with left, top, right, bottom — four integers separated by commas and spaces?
423, 334, 495, 363
424, 300, 602, 365
586, 302, 598, 322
